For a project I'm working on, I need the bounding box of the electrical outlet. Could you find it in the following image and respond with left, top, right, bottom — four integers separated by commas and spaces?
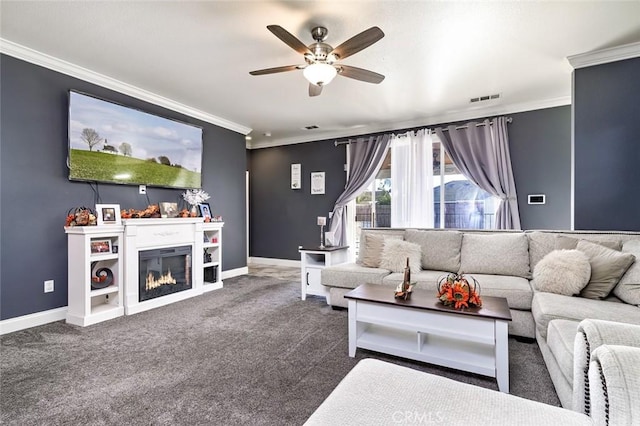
139, 185, 146, 195
44, 280, 54, 293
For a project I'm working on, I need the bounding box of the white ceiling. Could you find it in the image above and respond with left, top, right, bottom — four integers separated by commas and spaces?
2, 1, 640, 148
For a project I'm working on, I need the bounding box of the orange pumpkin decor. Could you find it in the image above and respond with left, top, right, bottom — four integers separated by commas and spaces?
437, 273, 482, 310
65, 207, 97, 227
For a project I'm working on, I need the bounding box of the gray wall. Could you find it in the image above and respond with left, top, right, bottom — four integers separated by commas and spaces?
248, 106, 572, 260
0, 55, 247, 320
249, 139, 346, 260
574, 57, 640, 231
509, 106, 572, 229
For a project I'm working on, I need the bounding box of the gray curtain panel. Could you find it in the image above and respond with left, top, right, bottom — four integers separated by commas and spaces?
435, 117, 521, 230
326, 134, 391, 246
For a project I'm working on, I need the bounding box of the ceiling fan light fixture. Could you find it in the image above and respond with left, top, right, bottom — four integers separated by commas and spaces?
303, 63, 337, 86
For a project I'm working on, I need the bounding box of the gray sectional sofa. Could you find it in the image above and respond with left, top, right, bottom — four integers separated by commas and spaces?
321, 228, 640, 409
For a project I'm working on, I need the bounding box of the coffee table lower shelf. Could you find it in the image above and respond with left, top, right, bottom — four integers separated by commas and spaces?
355, 323, 497, 377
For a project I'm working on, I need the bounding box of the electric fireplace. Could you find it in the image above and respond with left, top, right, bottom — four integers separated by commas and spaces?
138, 245, 192, 302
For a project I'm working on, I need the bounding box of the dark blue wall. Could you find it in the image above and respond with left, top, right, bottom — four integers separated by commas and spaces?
574, 57, 640, 231
510, 106, 572, 230
248, 106, 572, 260
249, 140, 346, 259
0, 55, 247, 320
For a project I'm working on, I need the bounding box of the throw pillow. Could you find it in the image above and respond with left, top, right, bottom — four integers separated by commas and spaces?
613, 240, 640, 306
358, 233, 403, 268
555, 235, 622, 251
459, 233, 531, 278
379, 239, 422, 273
532, 250, 591, 296
404, 229, 462, 272
577, 240, 636, 300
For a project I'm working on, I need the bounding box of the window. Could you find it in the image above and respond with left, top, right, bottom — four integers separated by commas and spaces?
348, 150, 391, 257
432, 142, 497, 229
347, 136, 497, 255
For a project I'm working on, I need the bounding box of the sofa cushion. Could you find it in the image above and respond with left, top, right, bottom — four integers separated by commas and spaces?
547, 319, 580, 388
464, 274, 532, 310
577, 240, 635, 300
532, 250, 591, 296
358, 232, 403, 268
379, 239, 422, 273
460, 233, 530, 278
404, 229, 462, 272
321, 263, 391, 289
532, 292, 640, 339
613, 240, 640, 306
381, 272, 532, 310
382, 270, 450, 292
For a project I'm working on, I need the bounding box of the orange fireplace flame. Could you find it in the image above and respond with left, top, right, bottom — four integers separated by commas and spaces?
145, 269, 177, 290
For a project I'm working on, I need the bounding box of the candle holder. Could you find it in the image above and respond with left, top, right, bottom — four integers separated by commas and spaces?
317, 216, 327, 248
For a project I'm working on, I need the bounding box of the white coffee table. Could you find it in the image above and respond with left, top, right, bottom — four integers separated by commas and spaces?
345, 283, 512, 393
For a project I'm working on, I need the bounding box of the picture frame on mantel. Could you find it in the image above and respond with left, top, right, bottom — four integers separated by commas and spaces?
90, 239, 112, 254
96, 204, 121, 226
159, 202, 179, 218
199, 203, 212, 219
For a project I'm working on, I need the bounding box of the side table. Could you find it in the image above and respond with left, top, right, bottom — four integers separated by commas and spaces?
299, 246, 348, 302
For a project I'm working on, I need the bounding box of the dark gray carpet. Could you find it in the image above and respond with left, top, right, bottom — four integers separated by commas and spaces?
1, 275, 559, 425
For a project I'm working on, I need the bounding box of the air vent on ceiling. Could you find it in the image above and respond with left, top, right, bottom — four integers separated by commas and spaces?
304, 125, 319, 130
470, 93, 501, 103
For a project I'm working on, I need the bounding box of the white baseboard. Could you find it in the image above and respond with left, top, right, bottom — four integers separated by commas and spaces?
249, 257, 300, 268
221, 266, 249, 279
0, 268, 250, 335
0, 307, 68, 335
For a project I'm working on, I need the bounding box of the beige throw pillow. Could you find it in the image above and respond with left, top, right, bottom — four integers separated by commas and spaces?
613, 240, 640, 306
532, 250, 591, 296
555, 235, 622, 251
379, 239, 422, 273
577, 240, 636, 300
359, 233, 403, 268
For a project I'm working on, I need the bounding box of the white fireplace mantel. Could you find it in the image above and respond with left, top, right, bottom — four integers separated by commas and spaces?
123, 218, 205, 315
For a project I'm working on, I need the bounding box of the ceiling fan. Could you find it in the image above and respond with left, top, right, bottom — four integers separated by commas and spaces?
250, 25, 385, 97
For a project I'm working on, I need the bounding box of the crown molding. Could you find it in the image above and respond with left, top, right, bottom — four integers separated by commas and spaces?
246, 95, 571, 149
567, 41, 640, 69
0, 38, 252, 135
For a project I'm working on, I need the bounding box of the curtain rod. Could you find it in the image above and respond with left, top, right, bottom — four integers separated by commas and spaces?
439, 116, 512, 133
334, 116, 512, 145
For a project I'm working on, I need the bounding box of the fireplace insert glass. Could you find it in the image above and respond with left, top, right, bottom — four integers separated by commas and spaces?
139, 246, 192, 302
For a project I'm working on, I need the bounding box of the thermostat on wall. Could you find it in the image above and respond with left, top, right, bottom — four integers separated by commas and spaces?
528, 194, 546, 205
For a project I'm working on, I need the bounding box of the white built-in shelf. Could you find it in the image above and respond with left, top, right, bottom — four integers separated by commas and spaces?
202, 222, 224, 292
65, 226, 125, 327
90, 286, 119, 297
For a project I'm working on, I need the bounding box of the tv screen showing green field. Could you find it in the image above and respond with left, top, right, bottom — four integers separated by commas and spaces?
68, 91, 203, 189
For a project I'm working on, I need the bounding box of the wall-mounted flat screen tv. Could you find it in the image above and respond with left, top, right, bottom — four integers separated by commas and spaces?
68, 90, 203, 189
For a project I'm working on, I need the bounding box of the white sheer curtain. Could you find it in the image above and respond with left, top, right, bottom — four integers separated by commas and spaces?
390, 129, 434, 228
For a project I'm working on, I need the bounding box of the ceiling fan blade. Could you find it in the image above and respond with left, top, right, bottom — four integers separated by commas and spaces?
267, 25, 312, 55
337, 65, 385, 84
330, 26, 384, 60
309, 83, 323, 97
249, 65, 301, 76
